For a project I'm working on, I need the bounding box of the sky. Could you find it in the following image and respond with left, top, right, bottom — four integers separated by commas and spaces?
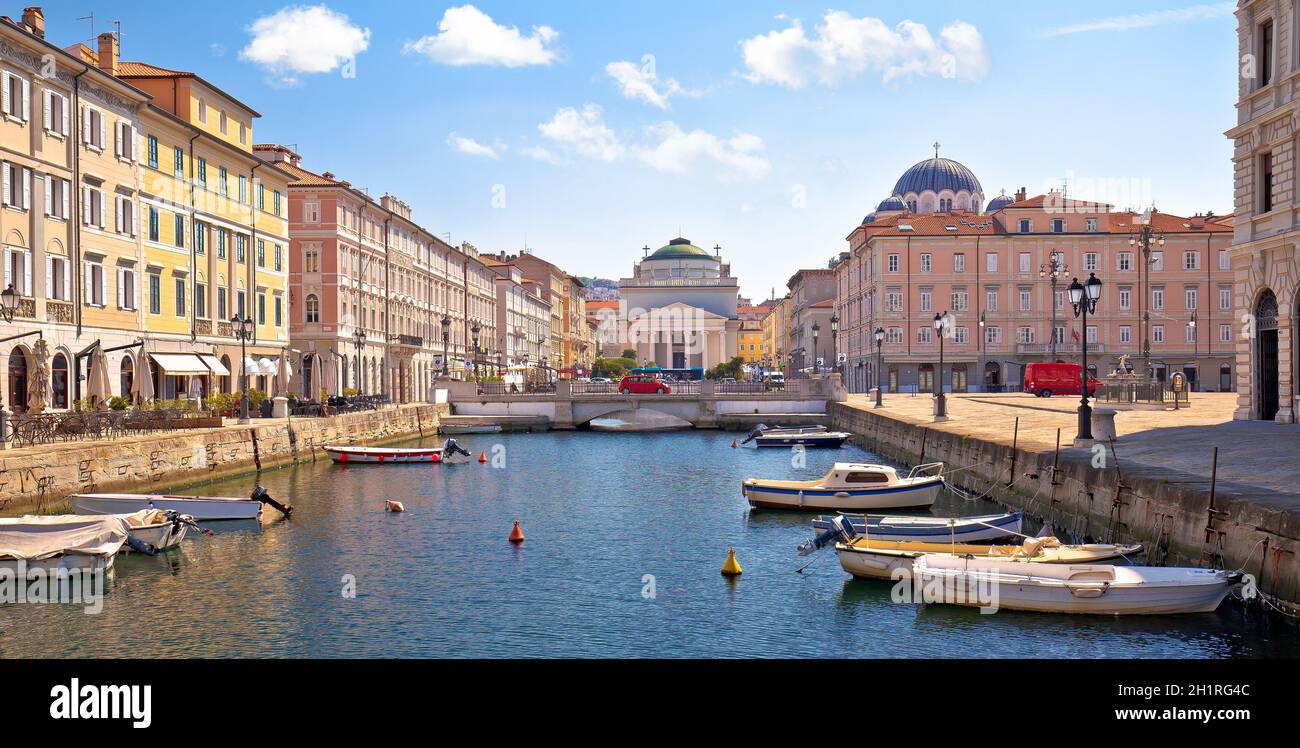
32, 1, 1239, 300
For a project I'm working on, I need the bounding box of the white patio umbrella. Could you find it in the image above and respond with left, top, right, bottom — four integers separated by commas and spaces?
324, 354, 338, 397
26, 338, 50, 414
87, 347, 112, 409
132, 349, 156, 405
276, 351, 292, 396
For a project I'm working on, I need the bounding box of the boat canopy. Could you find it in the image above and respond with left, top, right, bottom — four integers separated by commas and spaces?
0, 515, 132, 560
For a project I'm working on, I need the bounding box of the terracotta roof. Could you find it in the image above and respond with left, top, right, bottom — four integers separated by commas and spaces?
585, 300, 619, 311
278, 161, 343, 188
117, 61, 193, 78
1110, 211, 1232, 234
1003, 194, 1113, 210
810, 299, 836, 309
863, 212, 1000, 237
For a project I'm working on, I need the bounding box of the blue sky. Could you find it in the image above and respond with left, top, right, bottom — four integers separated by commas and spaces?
36, 1, 1238, 299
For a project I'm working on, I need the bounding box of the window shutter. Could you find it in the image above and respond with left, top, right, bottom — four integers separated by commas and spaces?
80, 105, 88, 143
45, 254, 52, 298
98, 114, 105, 151
114, 121, 122, 157
62, 258, 70, 301
96, 191, 104, 229
21, 78, 29, 121
61, 179, 68, 218
100, 265, 107, 307
2, 163, 9, 206
115, 196, 123, 233
1, 74, 9, 116
84, 262, 92, 304
82, 187, 90, 225
22, 252, 30, 295
3, 250, 10, 289
43, 173, 51, 216
117, 268, 124, 308
42, 90, 50, 131
131, 201, 138, 237
133, 272, 140, 311
22, 168, 29, 210
60, 96, 68, 136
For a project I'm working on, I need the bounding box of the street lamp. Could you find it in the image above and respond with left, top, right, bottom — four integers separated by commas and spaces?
1041, 256, 1069, 359
933, 313, 949, 419
0, 284, 18, 323
440, 315, 451, 377
471, 322, 481, 382
352, 328, 367, 396
231, 315, 254, 420
874, 326, 885, 408
829, 314, 839, 373
811, 321, 820, 375
1129, 226, 1165, 378
1070, 273, 1103, 444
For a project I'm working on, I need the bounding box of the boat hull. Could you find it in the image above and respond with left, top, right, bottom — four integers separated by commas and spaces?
72, 495, 261, 522
746, 479, 942, 511
0, 552, 114, 577
324, 446, 443, 464
814, 512, 1023, 543
126, 521, 189, 551
835, 541, 1143, 581
749, 433, 850, 448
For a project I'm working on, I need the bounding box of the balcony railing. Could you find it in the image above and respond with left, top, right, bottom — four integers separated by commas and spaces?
1017, 343, 1105, 355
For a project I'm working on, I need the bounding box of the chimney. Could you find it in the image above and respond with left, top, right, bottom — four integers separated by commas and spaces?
322, 171, 335, 180
97, 32, 119, 76
22, 7, 44, 38
1015, 186, 1027, 202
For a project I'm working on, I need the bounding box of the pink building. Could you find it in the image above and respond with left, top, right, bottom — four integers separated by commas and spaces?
837, 154, 1235, 394
256, 145, 498, 401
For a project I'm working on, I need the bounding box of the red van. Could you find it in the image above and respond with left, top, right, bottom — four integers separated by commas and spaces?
1024, 362, 1100, 398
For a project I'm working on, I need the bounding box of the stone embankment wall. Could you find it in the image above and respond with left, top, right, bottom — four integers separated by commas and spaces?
830, 402, 1300, 611
0, 404, 447, 515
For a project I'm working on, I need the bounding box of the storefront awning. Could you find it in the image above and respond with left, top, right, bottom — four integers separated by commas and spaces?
199, 355, 230, 376
150, 353, 211, 376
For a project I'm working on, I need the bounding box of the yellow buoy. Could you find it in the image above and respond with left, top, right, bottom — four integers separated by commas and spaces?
721, 546, 743, 576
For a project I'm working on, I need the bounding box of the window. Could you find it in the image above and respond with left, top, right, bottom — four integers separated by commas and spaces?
917, 326, 933, 344
83, 106, 104, 150
274, 243, 282, 271
147, 135, 158, 169
1260, 19, 1274, 87
2, 162, 30, 210
174, 214, 185, 248
237, 290, 247, 319
1051, 218, 1065, 233
1152, 287, 1165, 311
985, 252, 998, 272
919, 288, 932, 312
1119, 287, 1132, 310
84, 261, 105, 307
886, 288, 902, 312
1185, 323, 1196, 344
887, 254, 899, 273
114, 121, 135, 161
1017, 326, 1034, 344
217, 286, 228, 321
1118, 252, 1133, 271
953, 326, 968, 344
1219, 287, 1232, 310
1084, 253, 1098, 271
1019, 288, 1032, 312
148, 272, 161, 314
1018, 252, 1031, 273
1219, 324, 1232, 343
198, 98, 207, 123
273, 191, 282, 216
305, 294, 320, 323
45, 175, 70, 219
953, 253, 966, 272
239, 122, 247, 145
1185, 287, 1198, 310
47, 255, 69, 300
985, 326, 1001, 344
117, 268, 136, 310
1218, 249, 1230, 270
194, 221, 206, 255
1054, 290, 1065, 311
3, 71, 30, 123
197, 158, 206, 187
939, 197, 952, 212
1183, 251, 1200, 270
1052, 326, 1065, 344
174, 146, 184, 178
1150, 251, 1163, 271
918, 253, 932, 273
43, 90, 69, 137
219, 110, 227, 135
1119, 325, 1132, 343
257, 183, 265, 211
236, 235, 246, 263
1018, 219, 1032, 233
304, 246, 320, 273
195, 282, 207, 318
239, 175, 248, 204
51, 353, 68, 409
219, 167, 228, 196
951, 288, 968, 312
175, 278, 186, 317
1084, 218, 1098, 232
216, 228, 227, 259
257, 239, 265, 267
257, 293, 266, 325
6, 247, 31, 295
985, 288, 999, 312
274, 296, 282, 327
82, 187, 105, 228
886, 327, 902, 344
1261, 152, 1274, 212
305, 201, 321, 223
115, 195, 135, 236
1152, 325, 1165, 344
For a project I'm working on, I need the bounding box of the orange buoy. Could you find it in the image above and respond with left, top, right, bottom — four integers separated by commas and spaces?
432, 453, 442, 463
478, 451, 487, 463
508, 520, 525, 544
385, 500, 406, 513
731, 439, 738, 448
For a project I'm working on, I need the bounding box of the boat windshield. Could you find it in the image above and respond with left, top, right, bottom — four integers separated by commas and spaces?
844, 472, 890, 484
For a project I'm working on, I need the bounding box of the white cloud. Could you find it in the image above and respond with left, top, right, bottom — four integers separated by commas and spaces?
520, 145, 567, 165
537, 104, 625, 162
239, 5, 370, 85
1038, 2, 1233, 37
740, 11, 989, 89
605, 58, 693, 109
404, 4, 559, 68
634, 123, 771, 184
447, 133, 501, 159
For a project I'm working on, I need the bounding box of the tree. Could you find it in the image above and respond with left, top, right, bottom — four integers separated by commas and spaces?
621, 348, 636, 360
705, 356, 746, 380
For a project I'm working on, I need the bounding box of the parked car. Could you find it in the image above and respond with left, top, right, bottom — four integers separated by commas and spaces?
590, 377, 612, 384
618, 375, 671, 395
1024, 362, 1100, 398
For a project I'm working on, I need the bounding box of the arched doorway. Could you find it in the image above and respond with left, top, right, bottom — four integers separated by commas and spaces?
1256, 290, 1280, 420
8, 348, 28, 412
984, 362, 1001, 392
120, 355, 134, 399
51, 353, 68, 409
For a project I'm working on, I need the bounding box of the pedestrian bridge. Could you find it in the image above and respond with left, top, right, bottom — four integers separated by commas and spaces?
443, 377, 846, 430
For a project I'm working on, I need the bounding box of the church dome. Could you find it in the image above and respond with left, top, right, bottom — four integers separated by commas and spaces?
861, 212, 877, 224
893, 157, 983, 197
648, 237, 713, 260
876, 196, 907, 212
986, 193, 1015, 212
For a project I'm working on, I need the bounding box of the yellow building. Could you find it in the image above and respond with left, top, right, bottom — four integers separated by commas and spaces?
0, 12, 292, 415
737, 301, 771, 364
761, 296, 791, 372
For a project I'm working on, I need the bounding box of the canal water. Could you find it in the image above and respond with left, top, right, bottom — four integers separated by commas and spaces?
3, 431, 1298, 658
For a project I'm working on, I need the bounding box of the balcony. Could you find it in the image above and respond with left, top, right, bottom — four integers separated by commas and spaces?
45, 300, 73, 324
1017, 343, 1105, 355
390, 334, 424, 349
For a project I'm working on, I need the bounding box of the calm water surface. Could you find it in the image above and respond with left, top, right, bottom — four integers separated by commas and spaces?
2, 431, 1297, 658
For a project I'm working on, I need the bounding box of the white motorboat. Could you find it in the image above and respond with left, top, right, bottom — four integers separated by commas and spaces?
324, 438, 474, 464
70, 485, 290, 522
912, 554, 1241, 615
117, 509, 195, 551
741, 424, 850, 449
0, 514, 130, 577
811, 511, 1023, 543
744, 463, 944, 511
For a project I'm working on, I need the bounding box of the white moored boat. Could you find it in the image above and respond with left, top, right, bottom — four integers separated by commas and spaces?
324, 438, 474, 465
811, 511, 1023, 543
117, 509, 195, 551
0, 514, 130, 577
70, 487, 288, 522
743, 463, 944, 511
912, 554, 1241, 615
740, 424, 850, 449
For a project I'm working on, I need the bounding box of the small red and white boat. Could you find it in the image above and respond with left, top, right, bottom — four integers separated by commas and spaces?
324, 439, 474, 465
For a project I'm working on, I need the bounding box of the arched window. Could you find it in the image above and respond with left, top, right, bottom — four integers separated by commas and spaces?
52, 353, 69, 409
305, 294, 320, 323
8, 349, 28, 411
120, 355, 134, 399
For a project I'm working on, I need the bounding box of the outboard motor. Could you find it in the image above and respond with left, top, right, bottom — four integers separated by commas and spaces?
740, 426, 766, 445
124, 535, 160, 556
250, 485, 293, 518
443, 438, 472, 458
797, 515, 858, 556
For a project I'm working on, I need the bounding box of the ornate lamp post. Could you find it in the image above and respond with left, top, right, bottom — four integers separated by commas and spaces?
471, 322, 481, 382
0, 284, 20, 446
1040, 256, 1069, 359
440, 315, 451, 377
352, 328, 367, 396
874, 326, 885, 408
811, 321, 820, 375
933, 312, 949, 419
829, 314, 839, 374
1070, 273, 1103, 443
231, 315, 254, 420
1129, 226, 1165, 378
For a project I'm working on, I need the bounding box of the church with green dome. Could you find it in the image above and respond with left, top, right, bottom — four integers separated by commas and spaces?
616, 237, 742, 370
